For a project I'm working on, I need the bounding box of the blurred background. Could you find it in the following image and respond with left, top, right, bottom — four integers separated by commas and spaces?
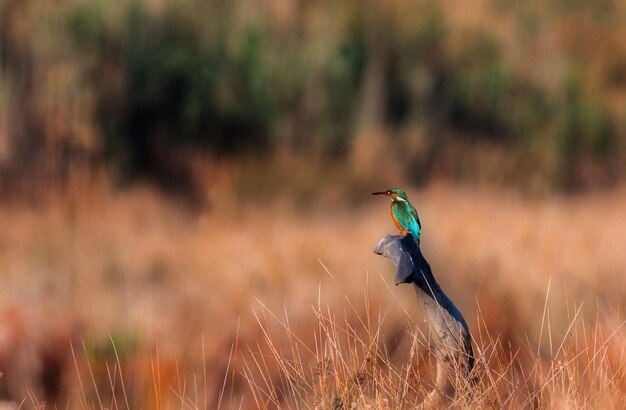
0, 0, 625, 408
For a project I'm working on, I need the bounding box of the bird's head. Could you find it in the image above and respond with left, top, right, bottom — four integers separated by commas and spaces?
372, 188, 409, 202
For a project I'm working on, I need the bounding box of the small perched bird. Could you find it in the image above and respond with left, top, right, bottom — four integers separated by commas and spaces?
372, 188, 422, 241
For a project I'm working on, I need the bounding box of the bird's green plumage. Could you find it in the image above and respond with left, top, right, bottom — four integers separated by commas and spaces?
392, 197, 421, 239
372, 188, 422, 240
389, 189, 421, 239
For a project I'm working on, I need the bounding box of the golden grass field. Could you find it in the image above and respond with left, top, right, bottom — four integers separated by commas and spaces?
0, 182, 624, 408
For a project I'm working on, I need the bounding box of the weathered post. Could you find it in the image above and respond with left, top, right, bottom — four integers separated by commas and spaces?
374, 234, 474, 407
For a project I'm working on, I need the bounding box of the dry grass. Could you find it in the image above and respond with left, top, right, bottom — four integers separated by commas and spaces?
245, 286, 625, 409
0, 182, 624, 408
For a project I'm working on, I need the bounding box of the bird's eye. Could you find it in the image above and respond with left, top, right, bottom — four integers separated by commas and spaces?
386, 190, 392, 194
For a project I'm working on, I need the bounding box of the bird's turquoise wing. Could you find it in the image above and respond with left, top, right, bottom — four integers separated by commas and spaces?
407, 203, 421, 239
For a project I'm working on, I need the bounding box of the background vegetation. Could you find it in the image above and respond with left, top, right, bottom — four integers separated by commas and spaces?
0, 0, 624, 408
3, 0, 626, 200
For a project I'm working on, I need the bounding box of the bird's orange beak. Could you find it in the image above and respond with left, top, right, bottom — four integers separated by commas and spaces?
372, 191, 389, 197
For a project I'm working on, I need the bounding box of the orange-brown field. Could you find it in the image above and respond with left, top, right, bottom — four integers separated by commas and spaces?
0, 183, 624, 408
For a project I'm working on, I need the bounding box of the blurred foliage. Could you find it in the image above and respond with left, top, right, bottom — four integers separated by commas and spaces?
321, 26, 366, 154
68, 0, 276, 179
557, 70, 616, 188
434, 35, 548, 141
1, 0, 626, 197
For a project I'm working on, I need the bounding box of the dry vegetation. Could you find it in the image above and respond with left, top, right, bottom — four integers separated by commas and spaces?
0, 182, 623, 408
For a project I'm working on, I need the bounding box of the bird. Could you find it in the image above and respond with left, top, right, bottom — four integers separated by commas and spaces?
372, 188, 422, 242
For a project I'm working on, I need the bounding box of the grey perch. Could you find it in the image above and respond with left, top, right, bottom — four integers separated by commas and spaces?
374, 234, 474, 407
